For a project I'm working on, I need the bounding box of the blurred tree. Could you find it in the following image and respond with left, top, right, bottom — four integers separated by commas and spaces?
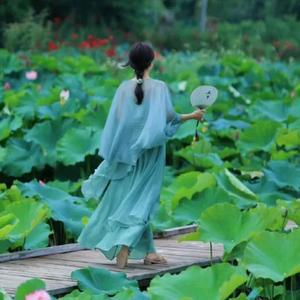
31, 0, 164, 30
200, 0, 208, 32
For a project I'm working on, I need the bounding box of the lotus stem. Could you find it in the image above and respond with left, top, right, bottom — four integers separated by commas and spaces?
49, 218, 57, 245
209, 242, 213, 265
281, 208, 288, 232
22, 236, 26, 249
270, 283, 274, 300
291, 276, 295, 300
86, 155, 91, 175
246, 273, 253, 288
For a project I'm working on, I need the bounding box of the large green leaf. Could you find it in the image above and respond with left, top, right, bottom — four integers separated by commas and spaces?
4, 199, 50, 242
148, 263, 248, 300
236, 120, 281, 153
196, 203, 283, 254
1, 138, 46, 176
276, 129, 300, 148
161, 171, 216, 212
215, 169, 257, 207
242, 229, 300, 282
173, 187, 234, 225
57, 127, 102, 165
0, 213, 18, 240
248, 100, 289, 122
71, 267, 138, 295
0, 49, 24, 75
24, 118, 75, 165
16, 180, 92, 237
0, 116, 22, 141
263, 160, 300, 192
24, 222, 53, 250
224, 169, 256, 199
151, 205, 181, 232
176, 141, 224, 169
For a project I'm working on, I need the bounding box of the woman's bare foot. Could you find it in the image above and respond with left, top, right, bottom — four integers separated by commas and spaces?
144, 252, 168, 265
116, 245, 129, 268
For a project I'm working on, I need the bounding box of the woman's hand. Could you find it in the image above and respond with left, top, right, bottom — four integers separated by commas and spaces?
178, 108, 206, 123
192, 108, 206, 121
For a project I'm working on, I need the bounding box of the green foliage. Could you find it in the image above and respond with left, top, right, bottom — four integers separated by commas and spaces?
15, 278, 45, 300
0, 185, 52, 252
0, 44, 299, 299
242, 229, 300, 282
3, 8, 52, 52
15, 180, 91, 237
71, 267, 138, 296
148, 263, 248, 300
181, 203, 283, 255
160, 171, 215, 212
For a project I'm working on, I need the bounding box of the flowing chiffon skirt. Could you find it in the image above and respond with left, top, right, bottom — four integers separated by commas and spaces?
76, 143, 166, 260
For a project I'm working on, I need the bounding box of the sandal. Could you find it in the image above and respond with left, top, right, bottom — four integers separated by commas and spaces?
144, 253, 168, 265
116, 245, 129, 268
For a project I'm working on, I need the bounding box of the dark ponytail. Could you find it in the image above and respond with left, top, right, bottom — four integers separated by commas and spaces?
123, 42, 155, 105
134, 69, 145, 105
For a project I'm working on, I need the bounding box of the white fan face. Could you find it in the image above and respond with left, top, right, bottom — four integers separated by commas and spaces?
190, 85, 218, 108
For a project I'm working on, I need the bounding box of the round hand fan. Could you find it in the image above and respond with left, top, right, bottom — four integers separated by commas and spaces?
190, 85, 218, 142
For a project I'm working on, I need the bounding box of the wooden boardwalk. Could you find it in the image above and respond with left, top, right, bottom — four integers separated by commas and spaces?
1, 221, 296, 297
0, 234, 223, 297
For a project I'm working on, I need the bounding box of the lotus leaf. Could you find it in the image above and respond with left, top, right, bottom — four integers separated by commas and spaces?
3, 199, 50, 242
16, 180, 92, 236
148, 263, 248, 300
242, 229, 300, 282
236, 120, 281, 153
71, 267, 138, 295
197, 203, 283, 254
263, 160, 300, 192
57, 127, 102, 165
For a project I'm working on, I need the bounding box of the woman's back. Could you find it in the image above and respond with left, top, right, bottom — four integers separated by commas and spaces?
99, 78, 180, 165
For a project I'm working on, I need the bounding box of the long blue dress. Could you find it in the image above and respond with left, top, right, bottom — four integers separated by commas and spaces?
76, 78, 182, 260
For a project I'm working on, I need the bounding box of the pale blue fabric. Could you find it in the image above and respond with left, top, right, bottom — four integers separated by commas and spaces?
77, 78, 182, 260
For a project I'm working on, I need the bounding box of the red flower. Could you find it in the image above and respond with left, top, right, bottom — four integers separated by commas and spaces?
53, 17, 61, 25
4, 82, 11, 90
79, 41, 90, 49
284, 41, 294, 50
273, 40, 281, 48
96, 38, 109, 47
105, 47, 116, 57
71, 33, 79, 39
48, 41, 59, 51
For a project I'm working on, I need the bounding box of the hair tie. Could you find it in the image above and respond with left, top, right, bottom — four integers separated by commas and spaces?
136, 78, 144, 84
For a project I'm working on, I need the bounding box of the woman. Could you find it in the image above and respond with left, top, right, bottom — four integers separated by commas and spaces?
77, 42, 205, 268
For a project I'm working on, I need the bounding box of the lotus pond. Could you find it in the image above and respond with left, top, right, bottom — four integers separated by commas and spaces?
0, 46, 300, 299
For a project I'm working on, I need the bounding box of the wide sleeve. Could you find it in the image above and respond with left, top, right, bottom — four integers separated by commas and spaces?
98, 82, 125, 163
163, 83, 182, 138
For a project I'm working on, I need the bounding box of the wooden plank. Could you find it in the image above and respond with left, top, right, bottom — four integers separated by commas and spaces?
0, 224, 200, 263
0, 221, 295, 263
0, 225, 194, 263
154, 224, 197, 238
0, 243, 85, 263
0, 239, 223, 297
